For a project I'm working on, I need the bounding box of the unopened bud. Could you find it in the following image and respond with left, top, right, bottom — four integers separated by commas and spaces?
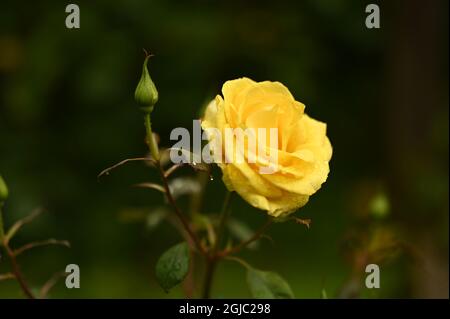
134, 55, 158, 113
0, 175, 8, 203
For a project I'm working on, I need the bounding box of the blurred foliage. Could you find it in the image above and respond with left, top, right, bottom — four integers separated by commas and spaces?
0, 0, 448, 298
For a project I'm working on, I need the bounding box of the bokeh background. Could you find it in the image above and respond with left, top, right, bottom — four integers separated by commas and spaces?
0, 0, 448, 298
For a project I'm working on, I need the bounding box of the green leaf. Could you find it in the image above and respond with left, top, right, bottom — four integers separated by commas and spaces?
246, 268, 294, 299
155, 242, 190, 292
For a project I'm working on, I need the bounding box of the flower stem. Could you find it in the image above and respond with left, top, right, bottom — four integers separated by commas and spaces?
218, 216, 273, 257
4, 243, 35, 299
213, 191, 232, 255
142, 114, 205, 255
189, 170, 210, 219
202, 191, 232, 299
157, 163, 206, 255
202, 257, 217, 299
144, 113, 160, 161
0, 205, 35, 299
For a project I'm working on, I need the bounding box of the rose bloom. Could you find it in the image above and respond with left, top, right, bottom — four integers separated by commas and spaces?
201, 78, 332, 217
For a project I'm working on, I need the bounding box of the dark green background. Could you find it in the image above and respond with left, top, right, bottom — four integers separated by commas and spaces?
0, 0, 448, 298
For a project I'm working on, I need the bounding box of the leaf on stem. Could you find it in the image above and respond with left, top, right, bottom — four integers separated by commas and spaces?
246, 268, 294, 299
14, 239, 70, 256
155, 242, 190, 292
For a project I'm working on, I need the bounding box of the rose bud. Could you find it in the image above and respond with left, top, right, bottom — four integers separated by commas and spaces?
134, 55, 158, 113
0, 175, 8, 203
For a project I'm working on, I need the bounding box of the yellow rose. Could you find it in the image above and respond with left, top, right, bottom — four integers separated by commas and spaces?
201, 77, 332, 217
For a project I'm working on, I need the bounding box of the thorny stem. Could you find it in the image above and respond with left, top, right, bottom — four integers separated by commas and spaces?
188, 169, 210, 219
213, 191, 232, 255
184, 170, 212, 298
202, 191, 232, 299
202, 216, 273, 298
202, 258, 217, 299
0, 206, 35, 299
218, 216, 274, 257
4, 244, 35, 299
141, 112, 273, 299
157, 163, 206, 255
143, 114, 205, 255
